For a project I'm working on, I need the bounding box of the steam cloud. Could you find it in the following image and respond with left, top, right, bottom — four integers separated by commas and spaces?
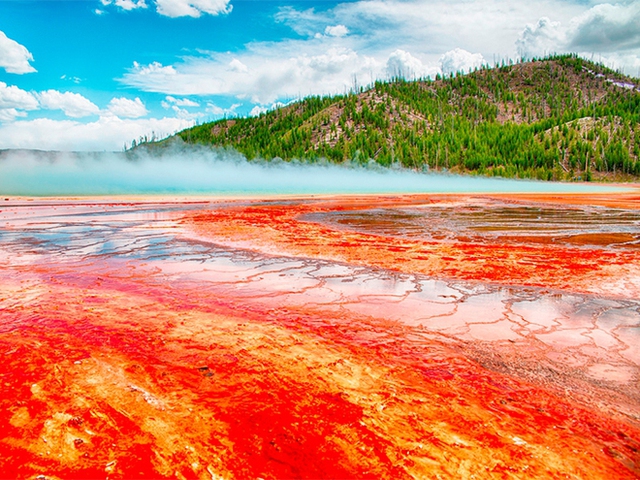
0, 147, 620, 196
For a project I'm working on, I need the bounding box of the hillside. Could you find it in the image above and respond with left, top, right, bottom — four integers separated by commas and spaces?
152, 55, 640, 182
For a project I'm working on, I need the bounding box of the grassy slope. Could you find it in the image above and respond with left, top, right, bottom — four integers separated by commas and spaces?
150, 55, 640, 182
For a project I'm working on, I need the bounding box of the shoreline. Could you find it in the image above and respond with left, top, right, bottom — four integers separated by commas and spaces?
1, 181, 638, 203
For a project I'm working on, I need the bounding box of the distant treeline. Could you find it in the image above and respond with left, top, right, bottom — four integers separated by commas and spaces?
145, 54, 640, 182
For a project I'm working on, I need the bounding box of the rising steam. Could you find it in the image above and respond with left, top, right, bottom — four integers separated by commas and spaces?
0, 147, 623, 196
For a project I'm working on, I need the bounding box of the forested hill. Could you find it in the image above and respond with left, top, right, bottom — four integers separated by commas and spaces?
157, 54, 640, 182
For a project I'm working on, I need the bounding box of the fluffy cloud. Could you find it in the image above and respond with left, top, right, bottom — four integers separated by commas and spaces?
101, 0, 148, 10
1, 85, 153, 124
128, 61, 178, 92
277, 0, 583, 57
516, 17, 565, 59
107, 97, 148, 118
249, 105, 268, 117
122, 45, 381, 104
228, 58, 248, 73
154, 0, 231, 17
275, 7, 332, 37
0, 82, 38, 122
38, 90, 100, 118
0, 31, 36, 74
0, 108, 27, 123
0, 116, 193, 151
567, 3, 640, 53
206, 102, 241, 118
249, 102, 286, 117
386, 49, 437, 79
165, 105, 195, 119
162, 96, 200, 108
325, 25, 348, 38
161, 96, 203, 119
100, 0, 230, 17
0, 82, 39, 111
515, 3, 640, 73
440, 48, 484, 76
132, 61, 177, 76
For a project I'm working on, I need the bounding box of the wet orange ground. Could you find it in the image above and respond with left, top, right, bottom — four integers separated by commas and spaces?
0, 191, 639, 479
185, 192, 640, 298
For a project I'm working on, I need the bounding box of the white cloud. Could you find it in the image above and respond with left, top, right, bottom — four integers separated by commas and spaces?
1, 85, 151, 125
275, 7, 331, 37
229, 58, 248, 73
0, 31, 36, 74
206, 102, 241, 118
325, 24, 348, 38
101, 0, 148, 11
38, 90, 100, 118
0, 82, 38, 123
206, 103, 226, 116
275, 0, 639, 73
567, 3, 640, 53
155, 0, 231, 18
249, 105, 268, 117
61, 74, 82, 84
514, 3, 640, 74
0, 116, 193, 151
161, 96, 205, 120
162, 96, 200, 108
0, 108, 27, 123
132, 61, 177, 76
249, 102, 286, 117
128, 61, 178, 91
440, 48, 484, 76
116, 0, 147, 10
0, 82, 39, 111
277, 0, 583, 58
516, 17, 565, 59
166, 105, 192, 119
100, 0, 231, 17
123, 45, 381, 104
106, 97, 148, 118
386, 49, 437, 79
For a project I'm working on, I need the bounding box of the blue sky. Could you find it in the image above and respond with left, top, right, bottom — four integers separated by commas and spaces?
0, 0, 639, 151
